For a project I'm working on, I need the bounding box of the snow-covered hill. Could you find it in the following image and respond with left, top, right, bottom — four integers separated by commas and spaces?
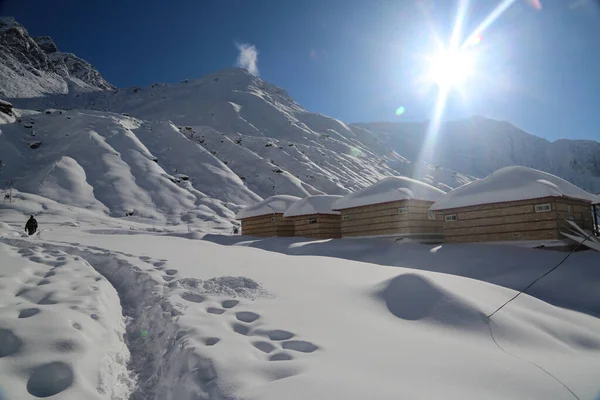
1, 17, 598, 231
0, 109, 259, 229
357, 117, 600, 193
0, 17, 113, 98
7, 67, 476, 198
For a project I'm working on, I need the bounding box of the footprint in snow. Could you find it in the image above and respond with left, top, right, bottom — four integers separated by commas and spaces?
0, 328, 23, 357
222, 300, 239, 309
26, 361, 74, 397
269, 352, 294, 361
253, 341, 276, 354
206, 307, 225, 315
181, 293, 205, 303
236, 311, 260, 323
164, 269, 178, 276
18, 308, 41, 318
203, 337, 220, 346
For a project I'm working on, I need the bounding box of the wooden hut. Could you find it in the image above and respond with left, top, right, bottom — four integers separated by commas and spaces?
332, 177, 446, 241
283, 195, 343, 239
430, 166, 597, 243
236, 195, 300, 237
593, 194, 600, 237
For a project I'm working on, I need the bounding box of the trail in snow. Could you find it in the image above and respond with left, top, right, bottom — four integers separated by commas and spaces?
1, 236, 321, 399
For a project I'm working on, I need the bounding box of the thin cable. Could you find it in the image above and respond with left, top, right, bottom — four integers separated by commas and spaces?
486, 318, 581, 400
487, 231, 595, 319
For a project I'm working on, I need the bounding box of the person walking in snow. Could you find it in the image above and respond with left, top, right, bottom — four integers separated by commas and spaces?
25, 215, 38, 236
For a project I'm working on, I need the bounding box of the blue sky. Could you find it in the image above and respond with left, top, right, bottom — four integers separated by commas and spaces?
2, 0, 600, 141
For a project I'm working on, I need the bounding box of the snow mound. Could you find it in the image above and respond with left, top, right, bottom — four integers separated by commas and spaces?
236, 195, 301, 219
333, 176, 446, 210
431, 165, 597, 210
168, 276, 268, 299
283, 195, 342, 217
376, 273, 485, 329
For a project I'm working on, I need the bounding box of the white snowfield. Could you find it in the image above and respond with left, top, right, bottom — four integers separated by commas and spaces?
0, 198, 598, 400
431, 165, 597, 211
236, 195, 301, 219
283, 195, 342, 217
333, 176, 446, 210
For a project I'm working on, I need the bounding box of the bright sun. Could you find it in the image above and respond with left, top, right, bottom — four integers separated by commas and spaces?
427, 49, 476, 89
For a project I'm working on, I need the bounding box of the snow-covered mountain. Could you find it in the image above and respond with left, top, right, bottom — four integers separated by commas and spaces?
1, 17, 598, 230
357, 117, 600, 193
0, 17, 113, 98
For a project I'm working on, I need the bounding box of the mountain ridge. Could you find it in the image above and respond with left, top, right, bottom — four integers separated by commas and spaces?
0, 17, 597, 230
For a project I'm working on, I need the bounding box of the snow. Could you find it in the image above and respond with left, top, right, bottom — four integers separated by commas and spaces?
0, 18, 599, 399
333, 176, 446, 210
0, 207, 598, 399
0, 110, 260, 230
283, 195, 342, 217
236, 195, 300, 219
593, 194, 600, 205
0, 241, 133, 399
357, 118, 600, 194
431, 165, 597, 211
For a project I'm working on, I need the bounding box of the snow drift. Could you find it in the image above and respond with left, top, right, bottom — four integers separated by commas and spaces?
283, 195, 342, 217
431, 165, 597, 211
235, 195, 301, 219
333, 176, 446, 210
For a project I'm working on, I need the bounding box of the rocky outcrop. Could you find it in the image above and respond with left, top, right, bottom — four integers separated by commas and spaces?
0, 17, 114, 98
0, 99, 14, 115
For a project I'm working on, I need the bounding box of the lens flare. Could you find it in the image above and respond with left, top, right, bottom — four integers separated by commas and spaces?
395, 106, 406, 116
467, 34, 482, 47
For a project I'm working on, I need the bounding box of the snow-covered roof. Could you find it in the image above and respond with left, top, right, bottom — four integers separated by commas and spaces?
236, 195, 301, 219
593, 194, 600, 205
283, 195, 343, 217
332, 177, 446, 210
430, 166, 597, 211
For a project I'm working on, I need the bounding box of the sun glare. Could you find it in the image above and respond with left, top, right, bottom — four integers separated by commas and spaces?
427, 49, 476, 89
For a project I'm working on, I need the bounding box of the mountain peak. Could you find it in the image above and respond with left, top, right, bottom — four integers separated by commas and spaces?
0, 17, 114, 98
33, 36, 58, 54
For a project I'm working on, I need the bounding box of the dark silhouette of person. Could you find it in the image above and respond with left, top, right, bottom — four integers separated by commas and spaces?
25, 215, 37, 236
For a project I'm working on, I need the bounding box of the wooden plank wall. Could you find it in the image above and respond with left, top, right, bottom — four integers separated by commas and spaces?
556, 200, 594, 231
289, 214, 341, 239
339, 200, 442, 237
240, 214, 294, 237
437, 197, 592, 243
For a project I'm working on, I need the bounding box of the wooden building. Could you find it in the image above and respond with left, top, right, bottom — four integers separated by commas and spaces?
430, 166, 597, 243
283, 195, 343, 239
332, 177, 446, 241
236, 195, 300, 237
593, 195, 600, 237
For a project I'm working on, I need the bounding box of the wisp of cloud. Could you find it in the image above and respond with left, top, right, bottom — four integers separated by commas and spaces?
235, 43, 259, 76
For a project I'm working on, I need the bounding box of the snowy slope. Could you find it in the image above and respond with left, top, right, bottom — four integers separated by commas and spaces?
0, 109, 260, 229
431, 166, 597, 211
9, 68, 464, 197
0, 207, 598, 400
357, 117, 600, 193
0, 17, 113, 98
